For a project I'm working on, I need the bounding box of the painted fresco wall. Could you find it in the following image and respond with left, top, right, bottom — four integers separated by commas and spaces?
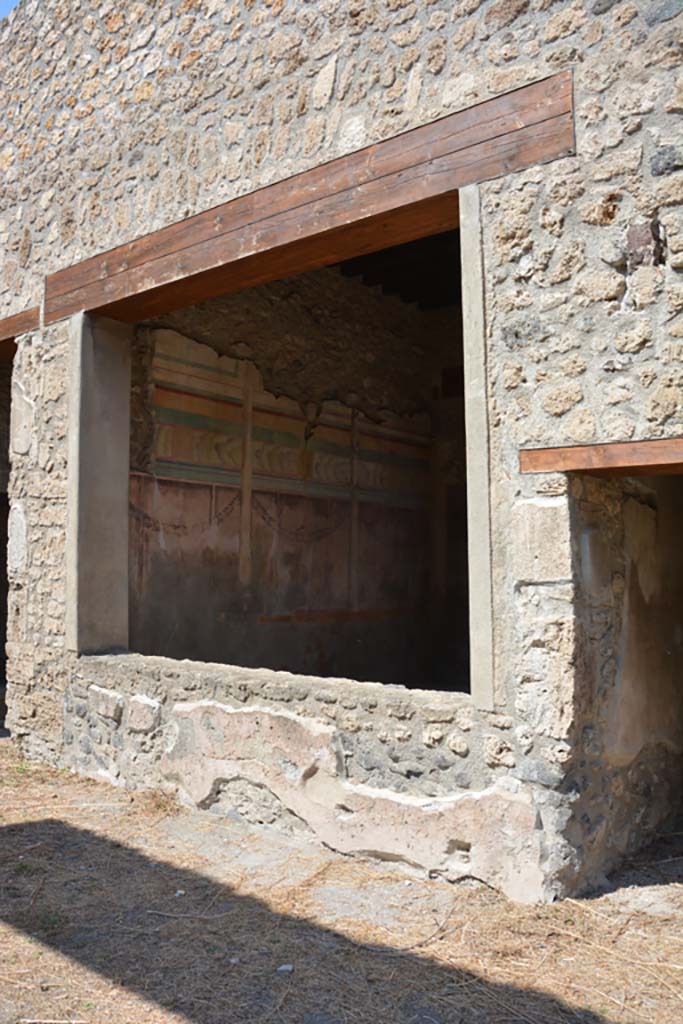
129, 328, 443, 685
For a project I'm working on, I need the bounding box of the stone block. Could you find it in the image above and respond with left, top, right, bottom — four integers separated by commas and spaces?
515, 585, 577, 741
484, 735, 516, 768
513, 757, 564, 787
542, 381, 583, 416
643, 0, 683, 26
128, 694, 161, 734
651, 145, 683, 178
88, 684, 124, 725
511, 498, 572, 583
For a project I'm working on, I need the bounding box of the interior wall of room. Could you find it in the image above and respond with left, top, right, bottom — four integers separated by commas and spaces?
608, 479, 683, 763
129, 264, 468, 688
571, 473, 683, 878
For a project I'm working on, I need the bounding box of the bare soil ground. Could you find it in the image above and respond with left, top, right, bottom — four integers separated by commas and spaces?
1, 737, 682, 1024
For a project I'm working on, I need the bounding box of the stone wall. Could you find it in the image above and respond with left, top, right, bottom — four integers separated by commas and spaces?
2, 0, 683, 899
5, 320, 74, 762
3, 3, 682, 425
62, 652, 575, 902
0, 357, 11, 720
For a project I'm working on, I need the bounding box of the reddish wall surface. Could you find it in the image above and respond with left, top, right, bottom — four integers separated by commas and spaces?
128, 329, 441, 685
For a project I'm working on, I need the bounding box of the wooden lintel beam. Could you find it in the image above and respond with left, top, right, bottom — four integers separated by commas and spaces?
0, 307, 40, 343
92, 194, 460, 322
520, 438, 683, 477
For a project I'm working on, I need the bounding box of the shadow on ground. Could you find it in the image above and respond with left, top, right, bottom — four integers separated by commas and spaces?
0, 819, 611, 1024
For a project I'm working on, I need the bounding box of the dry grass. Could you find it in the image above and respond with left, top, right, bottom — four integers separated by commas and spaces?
1, 738, 682, 1024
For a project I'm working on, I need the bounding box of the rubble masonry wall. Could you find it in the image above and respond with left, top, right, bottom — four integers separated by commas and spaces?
2, 0, 683, 898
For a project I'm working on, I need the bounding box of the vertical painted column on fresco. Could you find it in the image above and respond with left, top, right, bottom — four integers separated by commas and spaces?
239, 362, 257, 586
349, 409, 360, 611
431, 441, 448, 597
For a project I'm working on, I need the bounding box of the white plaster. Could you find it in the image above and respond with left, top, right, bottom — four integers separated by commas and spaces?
7, 502, 27, 573
163, 699, 550, 902
10, 383, 33, 455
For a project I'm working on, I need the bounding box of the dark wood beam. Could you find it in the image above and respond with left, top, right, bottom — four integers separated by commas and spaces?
44, 70, 573, 324
0, 307, 40, 343
520, 438, 683, 477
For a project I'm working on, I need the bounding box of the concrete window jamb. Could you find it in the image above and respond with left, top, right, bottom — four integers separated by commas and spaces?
459, 184, 495, 711
66, 313, 132, 654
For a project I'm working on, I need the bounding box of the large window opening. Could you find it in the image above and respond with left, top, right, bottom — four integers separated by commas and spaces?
0, 342, 14, 731
127, 231, 469, 691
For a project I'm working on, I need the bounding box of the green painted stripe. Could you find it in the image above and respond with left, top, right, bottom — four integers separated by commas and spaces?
155, 406, 244, 438
356, 446, 430, 471
252, 424, 352, 457
252, 425, 429, 470
357, 488, 427, 510
155, 352, 239, 379
157, 403, 428, 472
157, 407, 430, 479
252, 474, 353, 502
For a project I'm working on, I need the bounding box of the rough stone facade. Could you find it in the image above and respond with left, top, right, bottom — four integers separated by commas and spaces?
6, 320, 70, 762
2, 1, 683, 901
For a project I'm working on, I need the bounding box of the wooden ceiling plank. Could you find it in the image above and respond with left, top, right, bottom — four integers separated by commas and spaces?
46, 108, 571, 324
520, 438, 683, 476
0, 307, 40, 342
46, 70, 570, 306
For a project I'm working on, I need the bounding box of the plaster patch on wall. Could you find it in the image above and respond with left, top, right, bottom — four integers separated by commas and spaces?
10, 383, 32, 456
161, 699, 550, 903
7, 502, 26, 573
